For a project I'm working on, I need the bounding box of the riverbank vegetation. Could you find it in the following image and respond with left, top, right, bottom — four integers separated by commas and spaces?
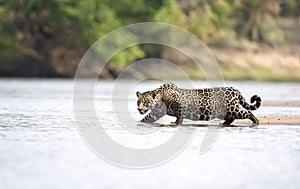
0, 0, 299, 80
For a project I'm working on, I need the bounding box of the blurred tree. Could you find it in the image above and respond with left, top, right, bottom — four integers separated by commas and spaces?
0, 1, 16, 61
234, 0, 286, 44
280, 0, 300, 17
0, 0, 72, 76
108, 0, 164, 24
176, 0, 235, 42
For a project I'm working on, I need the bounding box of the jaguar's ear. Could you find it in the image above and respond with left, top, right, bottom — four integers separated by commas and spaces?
152, 92, 156, 99
136, 91, 141, 97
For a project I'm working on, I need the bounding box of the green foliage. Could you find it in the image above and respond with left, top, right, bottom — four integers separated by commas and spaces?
173, 0, 236, 42
108, 0, 164, 24
210, 0, 234, 28
55, 0, 121, 45
280, 0, 300, 16
234, 0, 284, 43
53, 0, 170, 65
0, 1, 16, 60
154, 0, 183, 24
92, 30, 145, 68
0, 32, 16, 60
0, 0, 299, 68
112, 46, 145, 68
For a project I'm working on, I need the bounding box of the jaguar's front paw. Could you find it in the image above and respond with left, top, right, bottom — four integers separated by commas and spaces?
175, 118, 183, 125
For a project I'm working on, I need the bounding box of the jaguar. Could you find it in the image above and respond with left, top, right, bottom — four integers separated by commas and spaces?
136, 83, 261, 126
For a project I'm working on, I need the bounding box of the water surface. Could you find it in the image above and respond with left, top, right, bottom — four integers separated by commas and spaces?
0, 79, 300, 189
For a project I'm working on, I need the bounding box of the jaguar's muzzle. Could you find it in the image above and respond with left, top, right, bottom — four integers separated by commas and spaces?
138, 108, 148, 115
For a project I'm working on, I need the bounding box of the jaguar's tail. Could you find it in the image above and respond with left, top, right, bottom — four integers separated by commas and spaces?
239, 94, 261, 110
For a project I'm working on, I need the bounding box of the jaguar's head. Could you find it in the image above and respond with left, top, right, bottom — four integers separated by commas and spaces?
136, 91, 160, 114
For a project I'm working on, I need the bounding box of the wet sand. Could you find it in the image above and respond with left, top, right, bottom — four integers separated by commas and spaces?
149, 116, 300, 127
233, 115, 300, 126
263, 100, 300, 107
256, 100, 300, 125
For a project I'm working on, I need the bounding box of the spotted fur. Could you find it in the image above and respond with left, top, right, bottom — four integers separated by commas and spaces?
136, 83, 261, 126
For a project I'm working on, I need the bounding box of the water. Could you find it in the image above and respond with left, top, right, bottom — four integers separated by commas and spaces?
0, 79, 300, 189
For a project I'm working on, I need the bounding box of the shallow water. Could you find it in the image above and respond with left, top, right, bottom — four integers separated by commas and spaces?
0, 79, 300, 189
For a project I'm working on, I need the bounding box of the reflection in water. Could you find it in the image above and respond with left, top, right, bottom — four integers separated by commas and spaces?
0, 79, 300, 189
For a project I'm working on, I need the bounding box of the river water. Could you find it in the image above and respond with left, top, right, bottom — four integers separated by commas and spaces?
0, 79, 300, 189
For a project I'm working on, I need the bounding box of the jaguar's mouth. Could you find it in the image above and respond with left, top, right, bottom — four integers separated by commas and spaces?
138, 109, 148, 115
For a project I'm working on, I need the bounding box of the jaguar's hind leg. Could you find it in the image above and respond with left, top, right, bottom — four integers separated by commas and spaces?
249, 112, 259, 126
234, 110, 259, 126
